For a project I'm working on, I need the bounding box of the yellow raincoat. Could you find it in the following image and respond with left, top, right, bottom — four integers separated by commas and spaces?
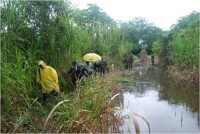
36, 60, 60, 93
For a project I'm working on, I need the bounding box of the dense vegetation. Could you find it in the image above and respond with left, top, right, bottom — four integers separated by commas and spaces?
1, 0, 199, 133
153, 11, 199, 84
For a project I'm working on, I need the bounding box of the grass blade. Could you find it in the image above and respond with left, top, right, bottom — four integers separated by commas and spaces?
43, 99, 70, 132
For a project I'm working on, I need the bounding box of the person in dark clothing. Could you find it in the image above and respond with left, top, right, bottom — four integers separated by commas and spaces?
68, 61, 80, 86
151, 54, 155, 65
94, 60, 107, 74
123, 54, 133, 69
68, 61, 88, 87
85, 61, 94, 75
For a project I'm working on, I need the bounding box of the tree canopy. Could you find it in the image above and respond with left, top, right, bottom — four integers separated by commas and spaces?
121, 17, 162, 55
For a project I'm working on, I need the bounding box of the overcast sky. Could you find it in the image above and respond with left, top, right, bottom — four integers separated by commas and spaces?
70, 0, 200, 30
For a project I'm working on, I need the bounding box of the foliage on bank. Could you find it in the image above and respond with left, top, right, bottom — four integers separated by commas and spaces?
157, 11, 199, 84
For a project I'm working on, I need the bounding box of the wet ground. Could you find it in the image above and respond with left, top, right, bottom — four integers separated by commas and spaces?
117, 65, 199, 133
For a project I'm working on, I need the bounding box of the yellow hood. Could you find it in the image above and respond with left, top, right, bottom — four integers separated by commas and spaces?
38, 60, 47, 68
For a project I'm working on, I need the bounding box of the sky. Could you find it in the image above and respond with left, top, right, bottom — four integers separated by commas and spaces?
70, 0, 200, 30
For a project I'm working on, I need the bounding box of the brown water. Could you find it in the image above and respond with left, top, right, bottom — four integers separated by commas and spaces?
118, 66, 199, 133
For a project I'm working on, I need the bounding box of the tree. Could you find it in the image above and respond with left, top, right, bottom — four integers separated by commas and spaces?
152, 40, 161, 56
121, 17, 162, 55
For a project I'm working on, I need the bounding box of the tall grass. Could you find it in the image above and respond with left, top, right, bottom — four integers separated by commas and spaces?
1, 0, 144, 133
169, 12, 199, 72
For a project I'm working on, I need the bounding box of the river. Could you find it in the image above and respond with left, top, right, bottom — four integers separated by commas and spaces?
117, 65, 199, 133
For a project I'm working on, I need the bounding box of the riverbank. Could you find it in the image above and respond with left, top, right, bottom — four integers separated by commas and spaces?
1, 62, 198, 133
166, 66, 199, 86
1, 71, 121, 133
134, 59, 199, 87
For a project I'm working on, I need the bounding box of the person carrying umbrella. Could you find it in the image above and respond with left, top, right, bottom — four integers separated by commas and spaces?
83, 53, 101, 75
36, 60, 60, 103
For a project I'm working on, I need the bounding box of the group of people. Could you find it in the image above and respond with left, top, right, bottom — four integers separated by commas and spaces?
67, 61, 93, 86
36, 53, 154, 103
123, 53, 155, 69
36, 60, 107, 103
67, 60, 108, 86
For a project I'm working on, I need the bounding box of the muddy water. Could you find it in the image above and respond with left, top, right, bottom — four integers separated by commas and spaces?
118, 66, 199, 133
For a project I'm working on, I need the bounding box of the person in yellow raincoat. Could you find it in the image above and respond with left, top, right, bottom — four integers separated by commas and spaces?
36, 60, 60, 103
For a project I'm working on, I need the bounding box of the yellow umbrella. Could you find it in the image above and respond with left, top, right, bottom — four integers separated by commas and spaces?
83, 53, 101, 62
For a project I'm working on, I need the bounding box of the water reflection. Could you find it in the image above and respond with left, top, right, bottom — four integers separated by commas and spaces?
118, 66, 199, 133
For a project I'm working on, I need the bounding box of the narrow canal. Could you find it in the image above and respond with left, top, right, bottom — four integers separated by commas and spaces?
117, 65, 199, 133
